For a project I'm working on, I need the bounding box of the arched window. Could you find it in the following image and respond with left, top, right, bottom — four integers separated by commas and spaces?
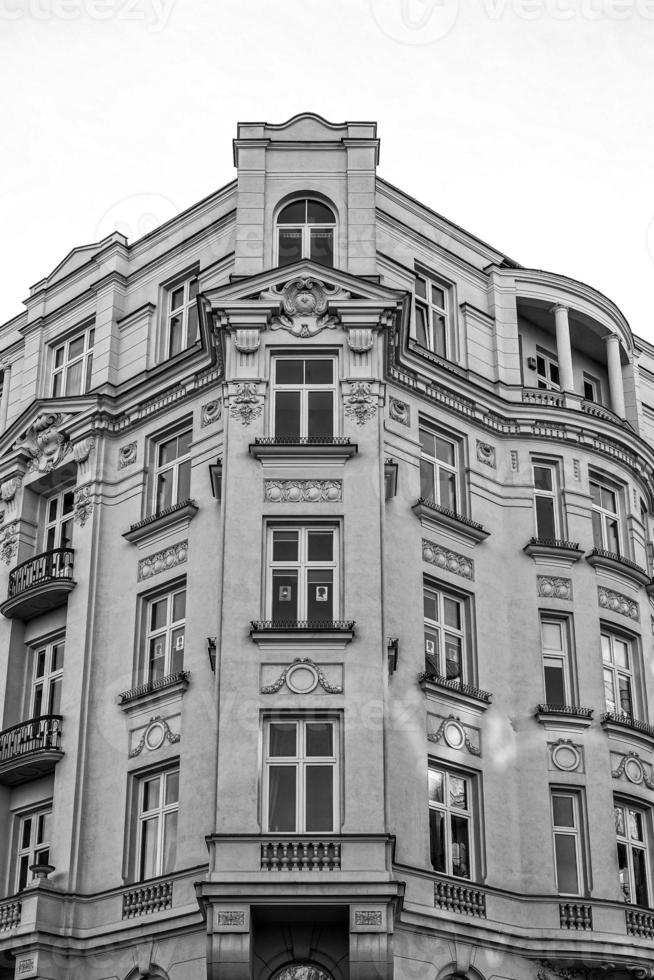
271, 966, 334, 980
276, 199, 336, 268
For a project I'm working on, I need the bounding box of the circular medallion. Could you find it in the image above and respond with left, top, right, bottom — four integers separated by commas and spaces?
624, 757, 644, 784
552, 743, 580, 772
443, 720, 466, 750
286, 663, 319, 694
144, 720, 166, 751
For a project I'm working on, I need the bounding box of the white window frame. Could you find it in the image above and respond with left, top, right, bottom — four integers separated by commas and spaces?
590, 476, 623, 555
551, 790, 584, 897
414, 271, 453, 359
615, 799, 652, 908
15, 805, 52, 892
419, 426, 460, 513
428, 766, 474, 880
602, 630, 635, 718
540, 616, 572, 707
44, 488, 75, 552
51, 325, 95, 397
536, 348, 561, 391
262, 716, 339, 834
136, 768, 179, 881
143, 585, 186, 683
275, 198, 337, 268
583, 373, 601, 403
165, 275, 199, 358
532, 460, 561, 541
423, 583, 466, 683
30, 636, 65, 718
152, 427, 192, 515
271, 355, 337, 441
266, 524, 339, 623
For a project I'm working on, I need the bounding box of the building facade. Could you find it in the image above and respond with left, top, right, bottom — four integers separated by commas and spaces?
0, 114, 653, 980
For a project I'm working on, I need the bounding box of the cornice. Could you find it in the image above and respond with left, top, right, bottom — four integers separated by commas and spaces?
376, 213, 492, 289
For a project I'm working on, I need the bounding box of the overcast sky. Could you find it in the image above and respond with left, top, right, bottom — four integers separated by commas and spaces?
1, 0, 653, 344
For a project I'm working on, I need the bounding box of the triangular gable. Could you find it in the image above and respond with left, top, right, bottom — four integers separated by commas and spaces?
36, 232, 127, 290
0, 397, 98, 471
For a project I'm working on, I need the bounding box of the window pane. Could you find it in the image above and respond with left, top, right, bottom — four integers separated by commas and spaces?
534, 466, 553, 492
439, 470, 457, 511
140, 816, 159, 880
449, 776, 467, 810
604, 669, 617, 712
275, 391, 301, 439
268, 766, 296, 831
550, 363, 560, 386
187, 306, 199, 344
54, 347, 65, 369
150, 598, 168, 630
170, 286, 184, 310
601, 634, 612, 664
423, 591, 438, 622
602, 487, 617, 511
158, 436, 177, 467
629, 809, 644, 842
429, 808, 446, 872
156, 471, 173, 512
168, 315, 183, 356
443, 597, 461, 630
451, 815, 470, 878
165, 771, 179, 804
69, 336, 84, 359
306, 570, 332, 621
177, 459, 191, 503
591, 509, 604, 548
21, 818, 32, 849
310, 228, 334, 267
142, 777, 160, 812
272, 571, 298, 620
432, 314, 447, 357
419, 459, 435, 500
535, 496, 556, 539
542, 622, 562, 651
276, 360, 304, 384
59, 518, 73, 551
172, 590, 186, 622
618, 676, 633, 715
424, 628, 439, 673
307, 531, 333, 561
553, 795, 575, 828
544, 662, 566, 705
415, 277, 427, 300
52, 642, 64, 671
434, 437, 455, 466
607, 519, 620, 554
633, 847, 649, 907
305, 359, 333, 384
162, 811, 177, 873
614, 639, 629, 669
306, 766, 333, 831
33, 685, 43, 717
615, 805, 626, 837
269, 723, 296, 757
590, 482, 601, 506
278, 201, 306, 224
444, 636, 462, 679
149, 637, 166, 680
307, 391, 333, 439
278, 229, 302, 266
189, 278, 199, 300
272, 531, 299, 562
48, 677, 62, 715
617, 841, 630, 899
306, 201, 334, 224
431, 285, 446, 308
37, 811, 51, 844
35, 649, 46, 679
306, 722, 333, 757
171, 628, 185, 672
428, 769, 444, 804
415, 305, 429, 347
65, 359, 83, 396
554, 834, 579, 893
62, 491, 75, 516
177, 430, 192, 457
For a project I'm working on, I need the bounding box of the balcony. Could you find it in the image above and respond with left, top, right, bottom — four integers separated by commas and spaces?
535, 704, 594, 731
261, 839, 341, 872
434, 877, 486, 918
250, 436, 357, 464
413, 498, 489, 546
250, 620, 355, 649
0, 549, 75, 620
523, 537, 582, 567
0, 715, 63, 786
419, 671, 492, 712
585, 548, 650, 588
601, 711, 654, 751
122, 878, 173, 919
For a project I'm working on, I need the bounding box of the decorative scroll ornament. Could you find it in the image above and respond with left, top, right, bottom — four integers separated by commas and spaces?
265, 480, 342, 503
138, 540, 188, 581
476, 440, 496, 468
345, 382, 376, 426
129, 716, 180, 758
261, 658, 343, 695
0, 521, 19, 565
0, 478, 21, 503
428, 715, 480, 756
389, 397, 410, 426
260, 277, 351, 337
201, 399, 222, 427
73, 436, 95, 464
118, 442, 137, 468
229, 383, 262, 426
537, 576, 572, 600
73, 485, 93, 526
613, 751, 654, 789
598, 585, 639, 621
14, 413, 71, 472
422, 538, 474, 580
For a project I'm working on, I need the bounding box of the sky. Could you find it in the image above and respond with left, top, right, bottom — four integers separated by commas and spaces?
1, 0, 653, 342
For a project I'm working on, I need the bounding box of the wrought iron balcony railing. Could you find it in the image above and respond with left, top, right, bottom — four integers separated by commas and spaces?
601, 711, 654, 740
254, 436, 352, 446
537, 704, 594, 719
251, 620, 355, 632
0, 715, 63, 786
119, 670, 190, 705
419, 671, 492, 704
1, 549, 76, 620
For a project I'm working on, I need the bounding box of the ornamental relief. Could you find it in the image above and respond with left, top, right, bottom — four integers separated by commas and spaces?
265, 480, 342, 503
118, 441, 137, 469
259, 277, 351, 337
548, 739, 583, 773
476, 440, 496, 468
537, 576, 572, 601
0, 520, 19, 565
344, 382, 377, 426
537, 962, 654, 980
612, 751, 654, 789
388, 397, 410, 426
201, 398, 222, 426
129, 715, 180, 758
14, 413, 71, 472
229, 383, 263, 426
261, 658, 343, 696
422, 538, 473, 580
138, 540, 188, 581
73, 485, 93, 526
428, 714, 480, 756
598, 585, 640, 621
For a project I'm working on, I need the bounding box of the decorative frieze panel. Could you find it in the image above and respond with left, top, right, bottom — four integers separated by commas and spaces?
260, 277, 350, 337
201, 399, 222, 426
389, 397, 410, 426
14, 413, 71, 472
422, 538, 474, 580
261, 658, 343, 695
118, 441, 137, 468
264, 480, 342, 503
537, 576, 572, 601
138, 541, 188, 581
73, 485, 93, 526
428, 714, 480, 756
129, 715, 181, 758
612, 751, 654, 789
344, 382, 377, 426
598, 585, 639, 621
216, 910, 247, 927
229, 383, 262, 426
476, 441, 496, 468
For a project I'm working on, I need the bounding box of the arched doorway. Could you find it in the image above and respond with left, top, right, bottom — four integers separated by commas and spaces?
271, 966, 334, 980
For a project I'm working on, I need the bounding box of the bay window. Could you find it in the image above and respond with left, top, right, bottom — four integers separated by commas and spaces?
590, 477, 622, 554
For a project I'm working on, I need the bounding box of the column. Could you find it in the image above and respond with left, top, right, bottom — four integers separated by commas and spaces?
605, 333, 626, 418
553, 305, 574, 392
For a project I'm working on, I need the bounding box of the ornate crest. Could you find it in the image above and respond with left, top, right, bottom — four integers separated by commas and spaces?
260, 277, 351, 337
229, 383, 262, 426
13, 413, 71, 472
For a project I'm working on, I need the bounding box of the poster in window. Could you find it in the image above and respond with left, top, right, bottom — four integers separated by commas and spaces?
175, 635, 185, 651
279, 586, 292, 602
153, 641, 164, 660
425, 639, 435, 655
315, 586, 329, 602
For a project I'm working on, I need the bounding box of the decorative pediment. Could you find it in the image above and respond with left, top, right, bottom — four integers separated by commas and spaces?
259, 277, 351, 337
13, 413, 73, 473
0, 398, 98, 475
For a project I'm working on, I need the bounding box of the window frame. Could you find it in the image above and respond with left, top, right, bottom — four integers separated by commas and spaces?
601, 627, 638, 719
583, 372, 601, 404
43, 487, 75, 552
550, 788, 586, 897
51, 324, 95, 398
590, 473, 624, 555
428, 763, 477, 881
419, 424, 462, 514
29, 635, 65, 718
413, 268, 455, 360
615, 797, 652, 908
262, 715, 340, 834
140, 581, 187, 685
423, 581, 471, 684
135, 766, 180, 881
14, 803, 53, 893
540, 615, 575, 707
536, 347, 561, 391
163, 272, 200, 359
270, 353, 338, 441
532, 459, 563, 541
150, 422, 193, 516
265, 523, 340, 623
275, 197, 337, 269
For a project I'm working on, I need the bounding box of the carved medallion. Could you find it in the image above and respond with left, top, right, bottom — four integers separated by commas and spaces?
260, 277, 351, 337
14, 413, 71, 472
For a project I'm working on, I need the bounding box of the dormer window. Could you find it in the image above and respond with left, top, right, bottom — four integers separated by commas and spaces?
276, 199, 336, 268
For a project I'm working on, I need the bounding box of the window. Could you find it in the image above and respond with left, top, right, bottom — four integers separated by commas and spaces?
551, 790, 584, 895
533, 461, 561, 540
536, 349, 560, 391
267, 526, 337, 622
414, 272, 451, 358
263, 718, 338, 833
45, 489, 75, 551
428, 767, 473, 879
424, 584, 465, 681
615, 801, 651, 907
144, 586, 186, 682
166, 276, 199, 357
137, 769, 179, 880
419, 427, 459, 512
52, 326, 94, 397
276, 199, 335, 268
272, 357, 335, 440
31, 638, 64, 717
583, 373, 601, 403
590, 477, 622, 554
541, 617, 573, 706
16, 807, 52, 891
602, 630, 634, 717
153, 429, 192, 513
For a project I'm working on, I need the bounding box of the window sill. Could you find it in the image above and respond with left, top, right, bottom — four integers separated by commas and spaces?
535, 704, 594, 731
419, 673, 492, 712
250, 620, 355, 649
118, 670, 190, 714
601, 711, 654, 752
585, 548, 650, 588
249, 438, 357, 464
123, 500, 198, 546
523, 538, 583, 567
412, 499, 489, 547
